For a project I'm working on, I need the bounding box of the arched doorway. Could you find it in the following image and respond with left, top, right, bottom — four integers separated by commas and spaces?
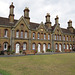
38, 44, 41, 52
59, 44, 62, 52
16, 43, 20, 53
43, 44, 46, 52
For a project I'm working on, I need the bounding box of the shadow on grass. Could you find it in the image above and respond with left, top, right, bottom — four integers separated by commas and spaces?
0, 69, 11, 75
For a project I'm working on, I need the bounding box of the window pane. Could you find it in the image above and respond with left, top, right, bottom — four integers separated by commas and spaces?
32, 44, 35, 50
21, 31, 23, 38
4, 30, 7, 37
48, 44, 50, 49
44, 34, 46, 39
33, 33, 35, 39
16, 31, 19, 38
23, 43, 26, 50
48, 34, 50, 40
38, 33, 40, 39
25, 32, 27, 38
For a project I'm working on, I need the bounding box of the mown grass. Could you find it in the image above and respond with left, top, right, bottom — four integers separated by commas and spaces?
0, 53, 75, 75
0, 69, 11, 75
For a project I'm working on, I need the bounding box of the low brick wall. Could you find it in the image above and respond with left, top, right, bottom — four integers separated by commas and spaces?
24, 50, 35, 55
65, 49, 72, 52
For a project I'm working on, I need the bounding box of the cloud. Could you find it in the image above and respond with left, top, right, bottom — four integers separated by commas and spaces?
0, 0, 75, 28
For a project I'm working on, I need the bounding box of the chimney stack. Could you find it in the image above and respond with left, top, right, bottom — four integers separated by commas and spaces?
24, 7, 30, 24
45, 13, 51, 29
9, 2, 14, 23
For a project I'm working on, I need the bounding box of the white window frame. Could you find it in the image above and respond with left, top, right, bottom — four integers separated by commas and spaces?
70, 44, 72, 50
33, 33, 35, 39
4, 29, 8, 37
63, 36, 65, 41
23, 43, 26, 50
59, 35, 61, 40
64, 44, 66, 49
56, 44, 58, 50
44, 34, 46, 40
25, 31, 27, 38
48, 43, 50, 49
21, 31, 23, 38
38, 33, 40, 39
16, 31, 19, 38
55, 35, 56, 40
48, 34, 50, 40
32, 43, 35, 50
67, 44, 69, 49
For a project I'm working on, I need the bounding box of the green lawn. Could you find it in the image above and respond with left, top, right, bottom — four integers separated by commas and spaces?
0, 53, 75, 75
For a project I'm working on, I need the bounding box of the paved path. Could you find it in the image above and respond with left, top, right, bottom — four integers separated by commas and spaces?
0, 52, 75, 57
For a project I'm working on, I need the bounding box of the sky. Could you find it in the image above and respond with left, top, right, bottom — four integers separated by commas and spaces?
0, 0, 75, 28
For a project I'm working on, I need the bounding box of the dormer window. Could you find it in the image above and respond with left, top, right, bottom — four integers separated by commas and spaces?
4, 29, 8, 37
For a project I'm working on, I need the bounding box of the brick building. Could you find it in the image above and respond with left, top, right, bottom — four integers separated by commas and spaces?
0, 2, 75, 53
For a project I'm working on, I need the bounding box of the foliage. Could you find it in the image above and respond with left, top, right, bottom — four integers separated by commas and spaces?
19, 50, 22, 53
0, 69, 11, 75
46, 49, 52, 52
73, 48, 75, 51
11, 50, 15, 54
34, 50, 37, 53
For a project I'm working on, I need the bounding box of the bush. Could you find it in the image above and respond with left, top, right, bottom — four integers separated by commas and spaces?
34, 50, 37, 53
11, 50, 15, 54
46, 49, 52, 52
19, 50, 22, 53
73, 48, 75, 51
0, 51, 4, 55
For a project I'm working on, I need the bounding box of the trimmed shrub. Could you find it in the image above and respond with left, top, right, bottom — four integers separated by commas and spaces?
46, 49, 52, 52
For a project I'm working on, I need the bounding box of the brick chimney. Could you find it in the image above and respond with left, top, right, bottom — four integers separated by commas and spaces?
9, 2, 14, 23
45, 13, 51, 29
24, 7, 30, 24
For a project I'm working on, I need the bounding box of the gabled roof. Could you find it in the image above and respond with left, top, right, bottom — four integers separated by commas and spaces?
30, 22, 40, 30
0, 17, 18, 26
61, 28, 73, 34
0, 17, 74, 34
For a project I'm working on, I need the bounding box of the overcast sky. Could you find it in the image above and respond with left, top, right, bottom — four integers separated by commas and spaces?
0, 0, 75, 28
